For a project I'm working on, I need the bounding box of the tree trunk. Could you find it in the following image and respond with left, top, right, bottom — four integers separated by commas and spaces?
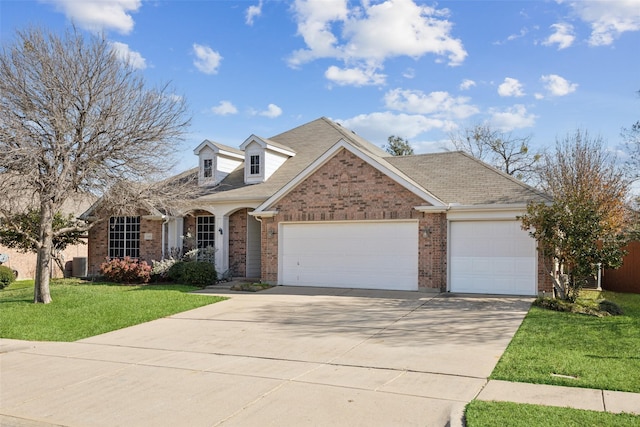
34, 202, 54, 304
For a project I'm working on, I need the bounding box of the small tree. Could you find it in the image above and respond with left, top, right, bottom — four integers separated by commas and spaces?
384, 135, 414, 156
0, 209, 85, 274
520, 130, 631, 301
0, 26, 191, 303
449, 124, 541, 182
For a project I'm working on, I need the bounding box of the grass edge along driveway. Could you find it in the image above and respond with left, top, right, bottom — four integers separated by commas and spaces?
467, 291, 640, 427
0, 279, 225, 342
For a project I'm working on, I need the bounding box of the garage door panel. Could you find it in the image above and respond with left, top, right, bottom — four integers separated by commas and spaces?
280, 221, 418, 291
450, 221, 536, 295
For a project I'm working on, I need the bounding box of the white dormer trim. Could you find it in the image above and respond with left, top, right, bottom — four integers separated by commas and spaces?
240, 135, 296, 184
252, 139, 446, 213
239, 135, 296, 157
193, 140, 244, 186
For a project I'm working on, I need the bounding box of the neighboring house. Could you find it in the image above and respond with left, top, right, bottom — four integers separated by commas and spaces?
0, 194, 94, 279
84, 117, 552, 295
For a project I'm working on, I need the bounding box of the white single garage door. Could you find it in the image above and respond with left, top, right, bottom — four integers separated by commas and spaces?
280, 221, 418, 291
450, 221, 536, 295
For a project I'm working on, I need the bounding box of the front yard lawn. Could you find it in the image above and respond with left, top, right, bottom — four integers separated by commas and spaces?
466, 401, 640, 427
491, 291, 640, 393
0, 279, 225, 341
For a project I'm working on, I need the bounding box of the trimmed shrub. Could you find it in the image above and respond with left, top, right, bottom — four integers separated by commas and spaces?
167, 261, 187, 283
181, 262, 217, 287
168, 261, 216, 287
0, 265, 16, 289
100, 257, 151, 284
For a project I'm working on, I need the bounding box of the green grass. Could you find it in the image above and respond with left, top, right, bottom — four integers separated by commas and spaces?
465, 401, 640, 427
491, 291, 640, 393
0, 279, 225, 341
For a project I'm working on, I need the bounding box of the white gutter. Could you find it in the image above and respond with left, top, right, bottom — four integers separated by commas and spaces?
249, 210, 278, 218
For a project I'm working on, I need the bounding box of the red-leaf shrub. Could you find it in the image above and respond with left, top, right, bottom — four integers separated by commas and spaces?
100, 257, 152, 284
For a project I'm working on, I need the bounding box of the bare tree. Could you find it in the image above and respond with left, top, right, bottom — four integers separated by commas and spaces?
0, 26, 192, 303
449, 124, 541, 182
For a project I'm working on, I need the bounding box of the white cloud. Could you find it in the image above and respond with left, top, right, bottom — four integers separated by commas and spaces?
384, 88, 478, 119
110, 42, 146, 70
402, 68, 416, 79
325, 65, 386, 86
459, 79, 476, 90
45, 0, 141, 34
211, 101, 238, 116
289, 0, 467, 86
192, 43, 222, 75
258, 104, 283, 118
246, 1, 263, 26
498, 77, 525, 97
543, 22, 575, 49
339, 112, 450, 141
567, 0, 640, 46
541, 74, 578, 96
489, 105, 537, 131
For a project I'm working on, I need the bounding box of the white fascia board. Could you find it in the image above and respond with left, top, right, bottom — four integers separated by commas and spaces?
253, 139, 445, 213
446, 203, 529, 220
194, 140, 244, 159
193, 139, 215, 155
248, 210, 278, 218
414, 205, 449, 213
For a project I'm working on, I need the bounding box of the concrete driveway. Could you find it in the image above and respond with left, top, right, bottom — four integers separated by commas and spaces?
1, 287, 532, 427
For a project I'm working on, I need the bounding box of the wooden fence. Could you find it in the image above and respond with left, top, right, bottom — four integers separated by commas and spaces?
602, 241, 640, 293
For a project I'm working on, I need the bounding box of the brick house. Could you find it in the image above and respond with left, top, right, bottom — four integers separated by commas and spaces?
85, 117, 552, 295
1, 194, 94, 279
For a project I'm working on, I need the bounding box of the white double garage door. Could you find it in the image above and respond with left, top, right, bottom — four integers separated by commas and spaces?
279, 220, 536, 295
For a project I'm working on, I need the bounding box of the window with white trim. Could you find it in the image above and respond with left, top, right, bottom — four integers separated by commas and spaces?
196, 216, 216, 249
203, 158, 213, 178
109, 216, 140, 258
250, 155, 260, 175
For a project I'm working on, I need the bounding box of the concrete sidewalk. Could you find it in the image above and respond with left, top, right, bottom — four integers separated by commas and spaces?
476, 379, 640, 415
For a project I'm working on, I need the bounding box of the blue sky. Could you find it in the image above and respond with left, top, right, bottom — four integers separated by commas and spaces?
1, 0, 639, 172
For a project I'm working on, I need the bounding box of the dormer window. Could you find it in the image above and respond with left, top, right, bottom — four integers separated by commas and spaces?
203, 159, 213, 178
240, 135, 296, 185
193, 139, 244, 187
250, 155, 260, 175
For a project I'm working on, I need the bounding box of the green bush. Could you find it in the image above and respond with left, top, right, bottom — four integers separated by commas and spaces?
0, 265, 16, 289
99, 257, 151, 284
181, 262, 217, 287
167, 260, 217, 287
167, 261, 187, 282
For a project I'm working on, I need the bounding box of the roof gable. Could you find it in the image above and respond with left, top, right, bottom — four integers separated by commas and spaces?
252, 139, 445, 214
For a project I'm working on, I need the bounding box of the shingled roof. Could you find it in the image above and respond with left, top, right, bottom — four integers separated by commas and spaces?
387, 151, 550, 205
191, 117, 549, 206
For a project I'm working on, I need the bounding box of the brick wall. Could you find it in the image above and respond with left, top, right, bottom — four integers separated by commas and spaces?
537, 251, 554, 294
263, 148, 447, 291
87, 214, 163, 276
0, 242, 88, 280
229, 208, 248, 276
